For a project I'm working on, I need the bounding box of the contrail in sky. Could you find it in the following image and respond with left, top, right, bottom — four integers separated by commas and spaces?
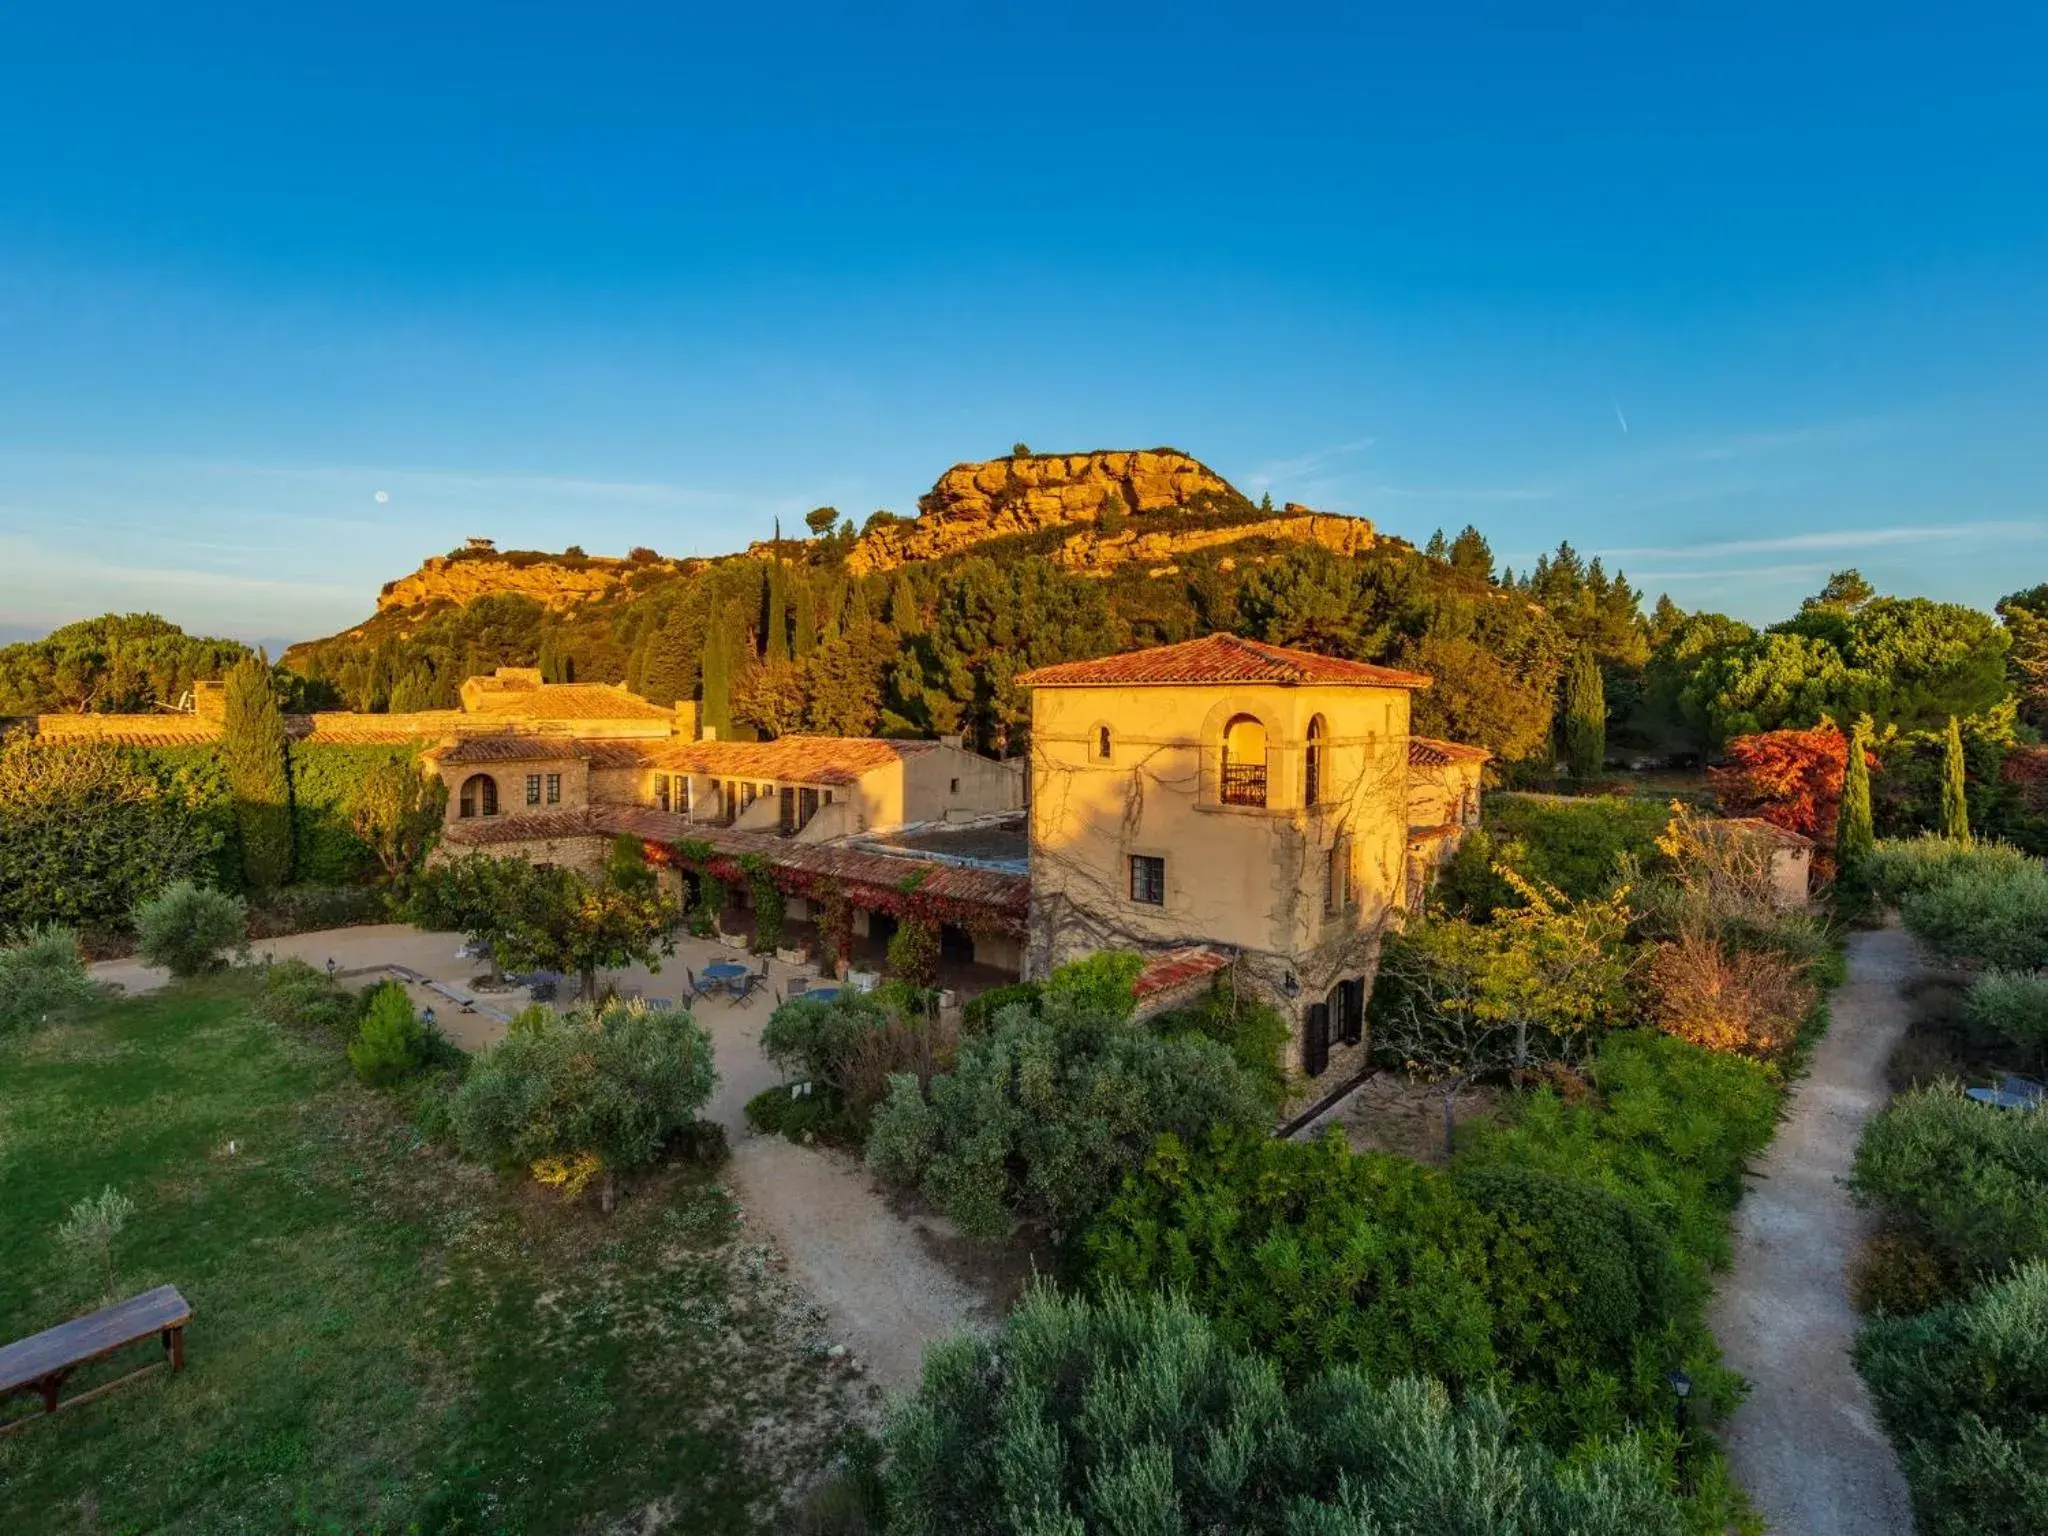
1614, 403, 1629, 434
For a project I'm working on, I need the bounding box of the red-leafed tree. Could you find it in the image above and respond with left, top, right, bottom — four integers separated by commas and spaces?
1710, 725, 1876, 861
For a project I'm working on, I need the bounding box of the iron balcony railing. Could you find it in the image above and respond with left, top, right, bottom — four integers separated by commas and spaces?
1220, 761, 1268, 807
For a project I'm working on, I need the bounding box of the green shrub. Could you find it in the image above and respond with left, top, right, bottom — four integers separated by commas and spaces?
743, 1081, 854, 1144
1086, 1131, 1701, 1451
1849, 1084, 2048, 1287
132, 880, 247, 977
450, 1000, 717, 1205
1964, 968, 2048, 1070
759, 989, 956, 1133
882, 1286, 1687, 1535
1857, 1260, 2048, 1536
1864, 835, 2032, 905
1145, 977, 1291, 1109
256, 957, 366, 1034
0, 925, 99, 1034
1458, 1030, 1780, 1274
960, 980, 1041, 1031
0, 737, 228, 929
1899, 857, 2048, 970
865, 958, 1270, 1238
1483, 793, 1671, 901
245, 883, 388, 940
883, 916, 938, 989
346, 982, 426, 1086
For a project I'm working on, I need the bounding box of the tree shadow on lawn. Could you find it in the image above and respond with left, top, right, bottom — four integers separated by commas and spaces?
0, 976, 858, 1535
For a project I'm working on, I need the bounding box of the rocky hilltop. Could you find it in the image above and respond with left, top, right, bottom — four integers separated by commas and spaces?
375, 551, 689, 616
1052, 506, 1376, 577
845, 449, 1239, 575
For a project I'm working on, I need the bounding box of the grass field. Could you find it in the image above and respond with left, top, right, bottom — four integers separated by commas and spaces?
0, 976, 858, 1534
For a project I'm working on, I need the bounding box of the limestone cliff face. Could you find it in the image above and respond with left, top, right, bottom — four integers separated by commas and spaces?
375, 554, 683, 615
845, 449, 1240, 575
1052, 508, 1377, 577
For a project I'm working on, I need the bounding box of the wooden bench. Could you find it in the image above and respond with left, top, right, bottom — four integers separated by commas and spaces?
0, 1284, 192, 1431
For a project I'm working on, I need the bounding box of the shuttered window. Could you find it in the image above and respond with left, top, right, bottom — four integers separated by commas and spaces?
1339, 978, 1366, 1045
1303, 1002, 1331, 1078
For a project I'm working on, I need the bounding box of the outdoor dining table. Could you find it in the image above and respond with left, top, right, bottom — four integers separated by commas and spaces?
699, 961, 748, 997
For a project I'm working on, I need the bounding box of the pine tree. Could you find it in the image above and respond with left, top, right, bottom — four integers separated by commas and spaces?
700, 611, 733, 740
222, 654, 294, 889
1424, 528, 1449, 561
1560, 644, 1605, 778
1837, 716, 1876, 873
1939, 715, 1971, 842
1448, 525, 1494, 581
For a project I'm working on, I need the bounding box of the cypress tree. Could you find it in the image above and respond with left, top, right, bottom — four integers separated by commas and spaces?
765, 563, 791, 663
1560, 644, 1606, 778
222, 654, 294, 890
1939, 715, 1971, 842
793, 579, 818, 660
700, 611, 733, 739
639, 608, 699, 708
888, 572, 922, 635
1838, 716, 1876, 873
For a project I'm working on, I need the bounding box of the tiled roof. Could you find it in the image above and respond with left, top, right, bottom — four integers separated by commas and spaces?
1132, 945, 1234, 999
438, 804, 1031, 921
430, 735, 592, 766
464, 683, 675, 721
300, 710, 467, 743
640, 735, 939, 786
1408, 735, 1492, 767
34, 714, 222, 747
1016, 633, 1433, 690
442, 809, 602, 844
583, 740, 661, 769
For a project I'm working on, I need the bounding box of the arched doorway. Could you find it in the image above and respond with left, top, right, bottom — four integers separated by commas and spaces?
459, 774, 498, 819
1220, 714, 1268, 806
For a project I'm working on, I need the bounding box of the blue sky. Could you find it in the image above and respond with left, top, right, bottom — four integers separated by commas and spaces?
2, 3, 2043, 645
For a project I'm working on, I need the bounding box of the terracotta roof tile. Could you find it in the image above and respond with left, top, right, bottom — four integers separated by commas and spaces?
1016, 633, 1433, 690
583, 740, 660, 769
640, 735, 939, 786
430, 735, 592, 766
34, 715, 222, 747
441, 809, 603, 844
1131, 945, 1234, 999
1408, 735, 1492, 767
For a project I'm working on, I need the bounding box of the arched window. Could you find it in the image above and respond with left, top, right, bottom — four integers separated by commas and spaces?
458, 774, 498, 819
1304, 715, 1326, 806
1095, 724, 1113, 761
1220, 714, 1268, 806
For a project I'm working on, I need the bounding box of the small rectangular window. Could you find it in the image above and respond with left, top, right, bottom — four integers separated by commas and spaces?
525, 773, 541, 806
655, 776, 670, 813
1129, 854, 1166, 905
545, 773, 561, 805
950, 777, 960, 794
675, 775, 691, 814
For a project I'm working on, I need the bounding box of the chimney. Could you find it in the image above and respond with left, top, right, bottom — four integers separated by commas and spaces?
939, 733, 964, 750
192, 680, 226, 723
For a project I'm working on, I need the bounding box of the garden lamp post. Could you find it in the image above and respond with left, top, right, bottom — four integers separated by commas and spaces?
422, 1007, 437, 1029
326, 957, 337, 977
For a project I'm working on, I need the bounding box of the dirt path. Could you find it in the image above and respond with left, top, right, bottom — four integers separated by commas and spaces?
1708, 924, 1917, 1536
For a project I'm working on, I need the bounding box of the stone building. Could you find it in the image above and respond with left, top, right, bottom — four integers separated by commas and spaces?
1016, 633, 1486, 1089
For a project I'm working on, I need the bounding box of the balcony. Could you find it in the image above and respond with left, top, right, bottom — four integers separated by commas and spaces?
1219, 761, 1268, 808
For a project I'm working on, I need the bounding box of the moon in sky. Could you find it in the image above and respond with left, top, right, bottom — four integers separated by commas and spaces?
374, 490, 390, 503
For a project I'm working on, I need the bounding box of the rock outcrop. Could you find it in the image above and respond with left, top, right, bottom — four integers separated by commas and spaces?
375, 554, 683, 615
845, 449, 1241, 575
1051, 508, 1377, 577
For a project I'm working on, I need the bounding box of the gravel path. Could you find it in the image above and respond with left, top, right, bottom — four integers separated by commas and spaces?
97, 924, 1001, 1394
1708, 923, 1917, 1536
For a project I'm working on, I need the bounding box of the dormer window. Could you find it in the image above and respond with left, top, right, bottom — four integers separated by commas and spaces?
1220, 714, 1268, 807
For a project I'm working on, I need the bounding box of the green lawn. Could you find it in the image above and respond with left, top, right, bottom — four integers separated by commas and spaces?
0, 978, 857, 1533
